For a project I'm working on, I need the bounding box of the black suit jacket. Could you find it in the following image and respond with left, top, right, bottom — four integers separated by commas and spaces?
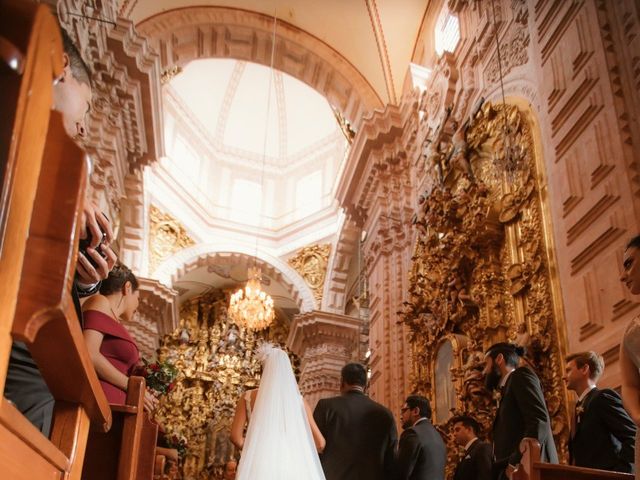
492, 367, 558, 478
569, 387, 636, 473
4, 280, 91, 436
313, 390, 397, 480
395, 418, 446, 480
453, 438, 493, 480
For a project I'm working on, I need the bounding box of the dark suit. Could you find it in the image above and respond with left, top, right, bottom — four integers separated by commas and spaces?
453, 438, 493, 480
4, 281, 94, 436
492, 367, 558, 480
569, 387, 636, 473
313, 390, 397, 480
395, 418, 446, 480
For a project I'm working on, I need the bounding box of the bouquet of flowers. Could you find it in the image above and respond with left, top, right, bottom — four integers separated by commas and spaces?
135, 358, 178, 395
164, 432, 188, 459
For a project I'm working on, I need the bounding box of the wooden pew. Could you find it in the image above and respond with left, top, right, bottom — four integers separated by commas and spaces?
82, 376, 159, 480
513, 439, 634, 480
0, 1, 111, 478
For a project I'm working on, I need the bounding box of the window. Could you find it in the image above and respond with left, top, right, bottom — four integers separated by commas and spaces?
434, 8, 460, 56
295, 170, 322, 218
231, 179, 262, 225
170, 135, 200, 182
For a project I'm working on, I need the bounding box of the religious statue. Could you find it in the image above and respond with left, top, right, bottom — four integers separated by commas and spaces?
445, 121, 474, 181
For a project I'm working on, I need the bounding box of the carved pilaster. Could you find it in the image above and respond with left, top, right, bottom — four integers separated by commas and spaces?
287, 311, 363, 407
125, 277, 179, 359
336, 100, 417, 414
120, 171, 145, 272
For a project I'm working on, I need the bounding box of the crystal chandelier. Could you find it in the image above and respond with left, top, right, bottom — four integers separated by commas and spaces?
228, 266, 275, 330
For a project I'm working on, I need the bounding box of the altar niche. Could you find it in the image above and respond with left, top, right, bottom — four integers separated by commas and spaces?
402, 102, 569, 467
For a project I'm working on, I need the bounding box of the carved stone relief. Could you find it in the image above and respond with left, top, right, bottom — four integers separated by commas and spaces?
148, 205, 195, 274
287, 244, 331, 304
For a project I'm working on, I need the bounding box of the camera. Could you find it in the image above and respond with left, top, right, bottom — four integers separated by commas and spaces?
78, 213, 109, 269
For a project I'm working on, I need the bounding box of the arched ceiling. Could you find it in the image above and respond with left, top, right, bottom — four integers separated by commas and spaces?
167, 58, 341, 165
125, 0, 429, 105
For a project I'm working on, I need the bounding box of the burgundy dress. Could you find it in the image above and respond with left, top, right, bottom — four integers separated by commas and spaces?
83, 310, 140, 404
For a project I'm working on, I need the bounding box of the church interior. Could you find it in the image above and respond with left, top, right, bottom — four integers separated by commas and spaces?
2, 0, 640, 479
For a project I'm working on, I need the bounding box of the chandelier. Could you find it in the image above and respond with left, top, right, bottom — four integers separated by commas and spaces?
228, 266, 275, 330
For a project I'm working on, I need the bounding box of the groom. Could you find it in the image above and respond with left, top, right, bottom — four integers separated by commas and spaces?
313, 363, 397, 480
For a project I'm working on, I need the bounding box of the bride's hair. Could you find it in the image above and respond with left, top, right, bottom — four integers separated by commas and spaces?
256, 342, 278, 363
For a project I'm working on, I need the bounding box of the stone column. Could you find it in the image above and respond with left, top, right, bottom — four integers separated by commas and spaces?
287, 310, 363, 407
123, 277, 178, 359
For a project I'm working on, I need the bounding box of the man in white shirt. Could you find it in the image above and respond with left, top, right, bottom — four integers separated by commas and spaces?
394, 395, 446, 480
564, 351, 635, 473
451, 415, 492, 480
483, 342, 557, 479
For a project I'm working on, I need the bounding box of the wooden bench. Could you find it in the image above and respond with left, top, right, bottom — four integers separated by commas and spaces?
0, 1, 111, 478
513, 438, 634, 480
82, 376, 159, 480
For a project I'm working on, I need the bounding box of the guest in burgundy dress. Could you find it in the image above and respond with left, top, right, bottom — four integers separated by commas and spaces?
82, 263, 157, 411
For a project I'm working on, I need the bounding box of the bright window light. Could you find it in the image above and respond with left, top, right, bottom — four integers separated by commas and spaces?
231, 179, 262, 225
434, 10, 460, 56
295, 170, 322, 218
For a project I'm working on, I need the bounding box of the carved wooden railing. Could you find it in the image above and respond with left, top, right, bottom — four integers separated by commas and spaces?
83, 377, 159, 480
513, 439, 634, 480
0, 1, 111, 478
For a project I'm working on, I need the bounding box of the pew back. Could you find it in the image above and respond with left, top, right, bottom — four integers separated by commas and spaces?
83, 377, 158, 480
515, 439, 634, 480
0, 1, 110, 478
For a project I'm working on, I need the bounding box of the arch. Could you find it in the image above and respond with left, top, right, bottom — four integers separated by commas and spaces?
136, 6, 382, 129
154, 243, 316, 312
321, 214, 360, 313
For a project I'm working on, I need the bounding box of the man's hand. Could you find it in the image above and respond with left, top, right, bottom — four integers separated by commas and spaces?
80, 201, 114, 247
506, 464, 518, 479
77, 200, 116, 283
77, 243, 117, 284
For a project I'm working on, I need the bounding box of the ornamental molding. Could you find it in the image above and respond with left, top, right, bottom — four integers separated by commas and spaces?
136, 6, 382, 130
287, 244, 331, 304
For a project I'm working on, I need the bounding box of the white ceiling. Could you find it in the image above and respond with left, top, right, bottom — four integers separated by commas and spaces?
168, 59, 340, 162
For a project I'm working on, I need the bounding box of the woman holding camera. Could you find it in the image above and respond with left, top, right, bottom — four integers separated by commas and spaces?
82, 263, 157, 412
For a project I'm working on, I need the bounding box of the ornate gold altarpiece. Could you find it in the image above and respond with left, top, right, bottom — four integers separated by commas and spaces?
154, 291, 294, 480
402, 102, 569, 466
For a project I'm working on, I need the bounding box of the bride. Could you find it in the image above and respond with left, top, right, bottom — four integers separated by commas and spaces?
230, 344, 326, 479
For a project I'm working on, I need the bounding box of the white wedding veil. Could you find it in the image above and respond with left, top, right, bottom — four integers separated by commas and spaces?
236, 344, 325, 480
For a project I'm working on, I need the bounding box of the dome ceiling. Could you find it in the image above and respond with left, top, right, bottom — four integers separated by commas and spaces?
167, 58, 341, 167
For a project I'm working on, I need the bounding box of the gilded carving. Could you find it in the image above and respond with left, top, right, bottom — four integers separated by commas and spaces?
155, 292, 295, 479
404, 102, 569, 467
148, 205, 196, 273
161, 65, 183, 85
288, 244, 331, 303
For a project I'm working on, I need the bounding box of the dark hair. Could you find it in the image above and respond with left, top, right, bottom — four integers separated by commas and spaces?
485, 342, 524, 368
626, 236, 640, 250
100, 263, 139, 295
60, 28, 92, 88
451, 415, 482, 435
405, 395, 432, 419
566, 351, 605, 381
341, 363, 367, 387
